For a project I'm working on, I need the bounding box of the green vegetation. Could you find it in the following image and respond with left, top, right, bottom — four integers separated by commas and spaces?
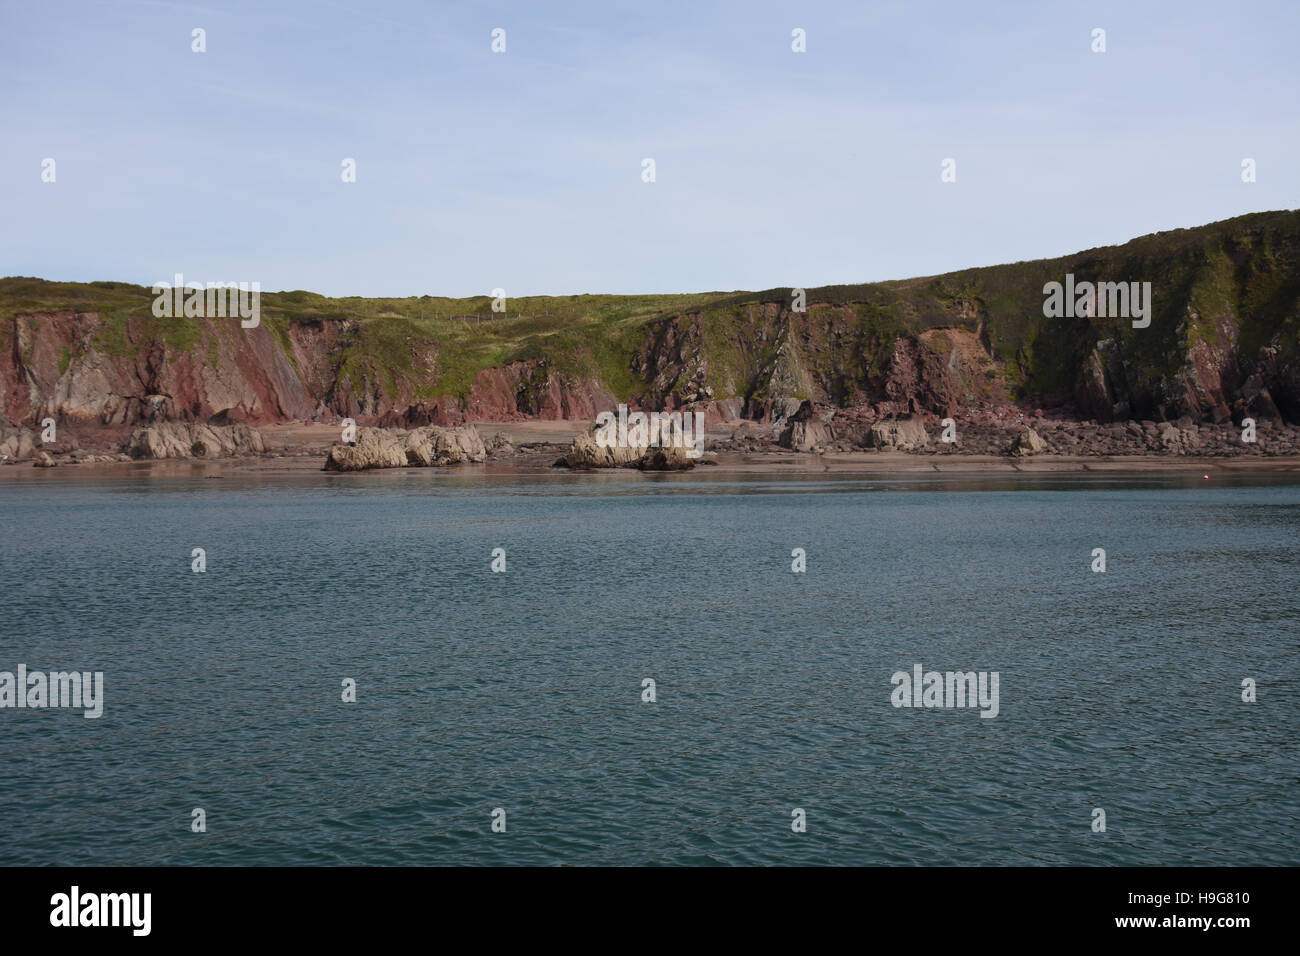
2, 209, 1296, 409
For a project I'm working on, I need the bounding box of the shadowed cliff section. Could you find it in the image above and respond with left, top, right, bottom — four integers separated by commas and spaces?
3, 209, 1297, 430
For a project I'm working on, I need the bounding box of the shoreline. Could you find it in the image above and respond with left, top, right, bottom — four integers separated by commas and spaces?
5, 418, 1300, 480
5, 449, 1300, 479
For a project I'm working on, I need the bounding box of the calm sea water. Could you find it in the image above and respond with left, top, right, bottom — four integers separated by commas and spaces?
1, 465, 1297, 866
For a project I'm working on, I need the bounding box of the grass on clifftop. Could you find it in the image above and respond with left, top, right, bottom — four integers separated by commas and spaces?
3, 209, 1297, 405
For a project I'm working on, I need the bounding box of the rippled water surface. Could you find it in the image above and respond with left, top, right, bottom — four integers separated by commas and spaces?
1, 467, 1297, 865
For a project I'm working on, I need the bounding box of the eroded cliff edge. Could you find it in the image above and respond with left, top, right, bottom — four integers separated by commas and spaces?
3, 210, 1297, 464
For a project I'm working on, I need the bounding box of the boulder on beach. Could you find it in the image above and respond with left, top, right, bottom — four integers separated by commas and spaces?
1009, 427, 1048, 456
324, 428, 408, 471
558, 421, 698, 469
1159, 423, 1200, 455
560, 423, 649, 468
324, 425, 486, 471
868, 418, 930, 451
406, 424, 487, 466
780, 419, 832, 452
777, 400, 831, 452
127, 422, 266, 460
0, 426, 38, 461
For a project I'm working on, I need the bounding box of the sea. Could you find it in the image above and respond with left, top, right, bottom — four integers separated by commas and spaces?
1, 465, 1297, 865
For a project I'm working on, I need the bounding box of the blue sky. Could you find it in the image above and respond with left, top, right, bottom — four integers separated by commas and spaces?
2, 0, 1296, 297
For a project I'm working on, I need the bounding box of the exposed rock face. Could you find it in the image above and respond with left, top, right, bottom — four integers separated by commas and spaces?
781, 420, 830, 452
0, 310, 618, 431
634, 307, 963, 424
1076, 339, 1127, 422
1009, 427, 1048, 456
869, 418, 930, 451
4, 211, 1299, 437
0, 425, 38, 460
4, 311, 316, 427
33, 451, 57, 467
1159, 422, 1200, 455
324, 429, 407, 471
558, 422, 699, 469
322, 425, 486, 471
560, 424, 648, 468
127, 422, 266, 459
778, 401, 832, 452
729, 421, 774, 441
404, 424, 487, 466
879, 336, 958, 419
692, 396, 744, 423
469, 362, 617, 422
377, 401, 465, 428
1069, 315, 1299, 427
631, 313, 715, 409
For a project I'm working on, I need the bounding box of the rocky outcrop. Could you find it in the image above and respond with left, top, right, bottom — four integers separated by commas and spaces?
4, 210, 1299, 438
781, 419, 830, 452
323, 429, 408, 471
0, 308, 619, 432
377, 401, 465, 428
631, 313, 715, 409
404, 424, 487, 466
778, 400, 832, 452
869, 418, 930, 451
879, 336, 958, 419
1159, 422, 1200, 455
559, 424, 648, 468
470, 362, 617, 422
0, 425, 38, 461
3, 311, 316, 427
484, 432, 514, 457
557, 422, 698, 469
1008, 427, 1048, 456
127, 422, 266, 459
323, 425, 485, 471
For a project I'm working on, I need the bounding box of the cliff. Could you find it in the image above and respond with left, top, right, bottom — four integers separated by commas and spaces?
3, 209, 1297, 432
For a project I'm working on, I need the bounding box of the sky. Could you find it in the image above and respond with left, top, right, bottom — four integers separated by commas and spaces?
1, 0, 1297, 297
